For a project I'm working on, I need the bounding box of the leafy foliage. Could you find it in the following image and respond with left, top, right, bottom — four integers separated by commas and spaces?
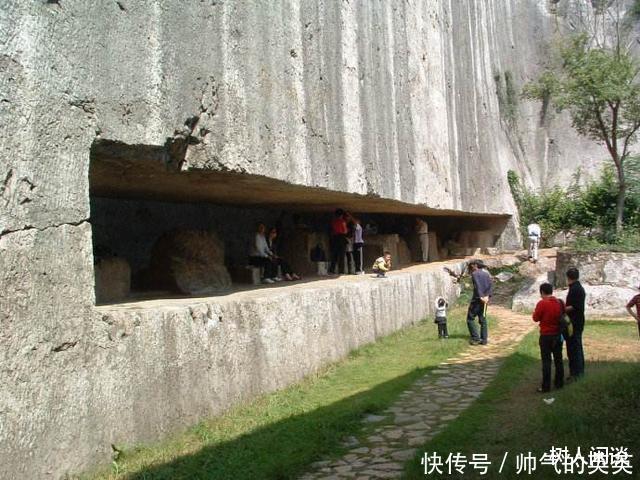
507, 169, 640, 250
522, 32, 640, 231
522, 35, 640, 149
507, 171, 575, 244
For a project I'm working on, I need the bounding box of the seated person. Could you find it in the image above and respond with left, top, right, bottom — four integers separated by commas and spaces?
267, 227, 301, 281
249, 223, 277, 284
372, 251, 392, 278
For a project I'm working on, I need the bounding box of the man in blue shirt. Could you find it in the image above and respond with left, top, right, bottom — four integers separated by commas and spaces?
467, 260, 493, 345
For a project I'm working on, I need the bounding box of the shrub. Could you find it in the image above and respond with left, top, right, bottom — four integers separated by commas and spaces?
507, 168, 640, 251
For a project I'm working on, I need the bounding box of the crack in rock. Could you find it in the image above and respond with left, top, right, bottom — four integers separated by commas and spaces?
52, 340, 78, 352
0, 219, 89, 240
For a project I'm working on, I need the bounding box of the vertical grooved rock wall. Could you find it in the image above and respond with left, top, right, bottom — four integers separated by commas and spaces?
0, 1, 607, 477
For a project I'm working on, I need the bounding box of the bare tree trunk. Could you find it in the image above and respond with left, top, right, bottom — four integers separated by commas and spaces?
615, 164, 626, 233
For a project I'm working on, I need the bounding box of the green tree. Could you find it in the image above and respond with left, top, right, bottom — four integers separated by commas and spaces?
523, 34, 640, 233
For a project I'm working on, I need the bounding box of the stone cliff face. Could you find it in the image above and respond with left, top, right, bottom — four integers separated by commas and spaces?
0, 0, 604, 236
0, 1, 608, 477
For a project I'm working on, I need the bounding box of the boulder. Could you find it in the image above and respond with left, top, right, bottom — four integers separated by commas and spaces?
94, 256, 131, 303
518, 254, 556, 278
480, 255, 521, 269
513, 274, 637, 317
512, 273, 554, 313
147, 230, 232, 295
397, 238, 413, 266
585, 285, 639, 316
495, 272, 514, 283
556, 251, 640, 288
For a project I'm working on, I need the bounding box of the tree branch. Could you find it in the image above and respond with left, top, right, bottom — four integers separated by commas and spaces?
621, 120, 640, 159
595, 105, 617, 163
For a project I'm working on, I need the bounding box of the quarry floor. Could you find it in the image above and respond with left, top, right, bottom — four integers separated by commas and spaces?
96, 255, 514, 312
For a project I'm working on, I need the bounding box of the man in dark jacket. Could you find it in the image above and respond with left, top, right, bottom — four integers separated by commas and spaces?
467, 260, 493, 345
565, 267, 586, 380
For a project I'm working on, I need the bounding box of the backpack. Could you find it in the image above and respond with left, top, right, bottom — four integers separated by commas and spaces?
557, 299, 573, 338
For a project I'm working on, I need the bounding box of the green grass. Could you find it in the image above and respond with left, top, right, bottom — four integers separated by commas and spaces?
81, 303, 482, 480
403, 321, 640, 479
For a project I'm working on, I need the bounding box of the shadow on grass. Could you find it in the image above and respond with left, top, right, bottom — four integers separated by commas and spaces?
403, 347, 640, 479
119, 365, 441, 480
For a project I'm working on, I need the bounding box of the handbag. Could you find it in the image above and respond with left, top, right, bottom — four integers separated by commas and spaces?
557, 299, 573, 338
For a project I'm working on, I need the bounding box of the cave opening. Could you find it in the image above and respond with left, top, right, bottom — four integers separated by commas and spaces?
89, 139, 510, 305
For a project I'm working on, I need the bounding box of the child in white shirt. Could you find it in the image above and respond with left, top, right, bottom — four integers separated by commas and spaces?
434, 296, 449, 338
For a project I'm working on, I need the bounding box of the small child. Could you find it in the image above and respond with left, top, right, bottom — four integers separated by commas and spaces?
434, 296, 449, 338
372, 251, 392, 277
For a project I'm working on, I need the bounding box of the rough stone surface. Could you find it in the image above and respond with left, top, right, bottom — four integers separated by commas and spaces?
94, 256, 131, 303
3, 257, 470, 479
495, 271, 515, 283
145, 229, 232, 295
0, 1, 606, 236
0, 1, 616, 478
513, 273, 638, 317
555, 251, 640, 289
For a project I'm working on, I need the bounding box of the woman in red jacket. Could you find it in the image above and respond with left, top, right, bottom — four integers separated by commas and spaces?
532, 283, 565, 393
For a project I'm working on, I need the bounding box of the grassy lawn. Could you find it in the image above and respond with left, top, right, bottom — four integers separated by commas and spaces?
404, 320, 640, 479
80, 301, 482, 480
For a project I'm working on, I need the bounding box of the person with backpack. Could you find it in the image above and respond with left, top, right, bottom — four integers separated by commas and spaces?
532, 282, 564, 393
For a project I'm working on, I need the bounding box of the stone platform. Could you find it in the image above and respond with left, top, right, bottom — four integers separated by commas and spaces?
85, 257, 515, 476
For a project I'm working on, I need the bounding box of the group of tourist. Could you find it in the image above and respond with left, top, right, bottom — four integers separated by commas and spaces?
248, 223, 301, 284
328, 210, 431, 276
532, 268, 586, 393
249, 210, 433, 285
524, 225, 639, 389
453, 257, 593, 394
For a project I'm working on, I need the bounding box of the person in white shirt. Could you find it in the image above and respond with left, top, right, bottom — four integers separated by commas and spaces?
416, 218, 429, 262
527, 223, 541, 262
248, 223, 277, 283
434, 296, 449, 338
352, 217, 365, 274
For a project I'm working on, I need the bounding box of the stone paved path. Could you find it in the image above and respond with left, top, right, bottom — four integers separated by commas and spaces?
299, 305, 534, 480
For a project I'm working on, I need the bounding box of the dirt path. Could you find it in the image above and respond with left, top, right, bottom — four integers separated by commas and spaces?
299, 306, 535, 480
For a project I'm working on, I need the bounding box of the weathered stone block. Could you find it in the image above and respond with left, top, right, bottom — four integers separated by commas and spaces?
147, 230, 232, 295
94, 257, 131, 303
555, 251, 640, 289
428, 232, 440, 261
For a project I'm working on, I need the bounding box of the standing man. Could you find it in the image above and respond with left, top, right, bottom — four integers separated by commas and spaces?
416, 218, 429, 262
565, 267, 586, 380
467, 260, 493, 345
527, 223, 541, 262
329, 209, 348, 274
625, 284, 640, 338
533, 283, 564, 393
